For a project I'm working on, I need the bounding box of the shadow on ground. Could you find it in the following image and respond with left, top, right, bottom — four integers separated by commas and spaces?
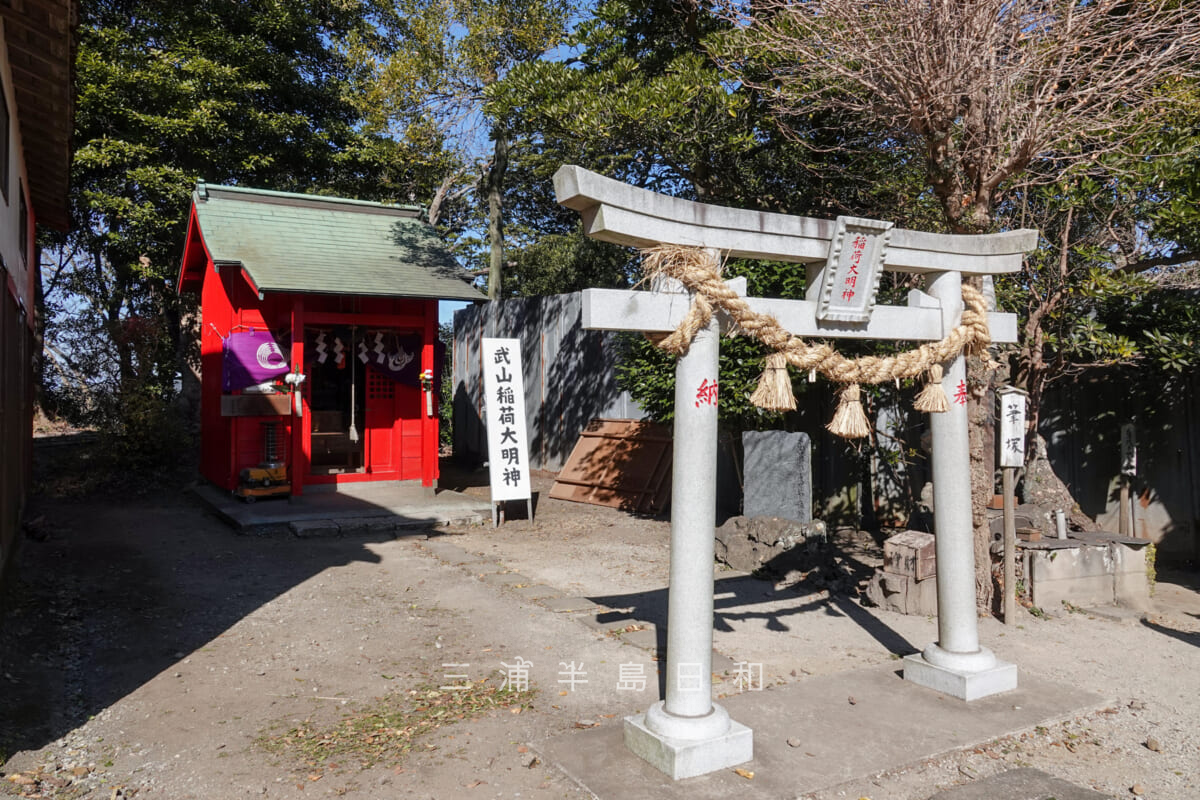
588, 535, 917, 697
0, 441, 443, 760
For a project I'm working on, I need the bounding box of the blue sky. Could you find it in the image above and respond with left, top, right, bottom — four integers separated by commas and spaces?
439, 300, 472, 327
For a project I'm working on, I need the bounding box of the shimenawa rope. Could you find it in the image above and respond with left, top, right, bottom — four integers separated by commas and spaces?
639, 245, 993, 438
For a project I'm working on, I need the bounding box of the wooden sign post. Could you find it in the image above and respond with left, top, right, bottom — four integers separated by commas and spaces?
481, 338, 532, 527
998, 386, 1027, 625
1119, 423, 1136, 537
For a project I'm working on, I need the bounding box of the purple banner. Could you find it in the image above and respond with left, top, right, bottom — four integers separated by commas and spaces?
223, 330, 290, 392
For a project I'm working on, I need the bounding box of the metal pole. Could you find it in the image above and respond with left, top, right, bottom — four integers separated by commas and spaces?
643, 300, 730, 740
1119, 477, 1131, 537
921, 270, 992, 670
1003, 466, 1016, 625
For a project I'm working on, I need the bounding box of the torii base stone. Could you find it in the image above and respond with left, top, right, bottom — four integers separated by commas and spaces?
624, 710, 754, 781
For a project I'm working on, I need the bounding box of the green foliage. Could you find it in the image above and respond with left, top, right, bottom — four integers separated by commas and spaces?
360, 0, 574, 290
44, 0, 442, 466
616, 258, 812, 433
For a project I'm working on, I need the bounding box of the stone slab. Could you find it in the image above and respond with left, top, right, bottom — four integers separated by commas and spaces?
542, 596, 600, 613
925, 767, 1110, 799
903, 654, 1018, 701
192, 481, 490, 532
742, 431, 811, 523
624, 712, 753, 780
418, 539, 472, 561
289, 519, 340, 538
539, 664, 1101, 799
511, 584, 561, 601
481, 571, 530, 586
620, 628, 662, 651
710, 651, 737, 674
465, 562, 506, 575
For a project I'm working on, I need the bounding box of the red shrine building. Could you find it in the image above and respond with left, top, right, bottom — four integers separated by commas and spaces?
177, 183, 483, 496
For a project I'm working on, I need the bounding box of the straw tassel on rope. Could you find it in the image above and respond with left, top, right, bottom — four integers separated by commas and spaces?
637, 244, 996, 439
913, 363, 949, 413
826, 383, 871, 438
750, 351, 796, 411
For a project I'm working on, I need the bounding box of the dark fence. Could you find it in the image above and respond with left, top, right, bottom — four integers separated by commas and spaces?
452, 293, 643, 472
1043, 373, 1200, 563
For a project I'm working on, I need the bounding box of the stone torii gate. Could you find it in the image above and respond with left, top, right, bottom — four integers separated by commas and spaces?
555, 166, 1038, 780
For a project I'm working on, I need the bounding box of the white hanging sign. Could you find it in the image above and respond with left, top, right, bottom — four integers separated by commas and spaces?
1120, 423, 1137, 477
482, 338, 531, 502
815, 216, 893, 324
998, 389, 1027, 469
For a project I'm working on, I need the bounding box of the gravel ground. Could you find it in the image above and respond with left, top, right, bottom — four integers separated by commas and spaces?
442, 471, 1200, 800
0, 459, 1197, 799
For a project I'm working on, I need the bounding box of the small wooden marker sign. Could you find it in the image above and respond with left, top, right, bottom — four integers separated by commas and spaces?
998, 389, 1027, 469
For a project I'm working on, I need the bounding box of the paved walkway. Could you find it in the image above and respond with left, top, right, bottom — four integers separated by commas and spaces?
193, 479, 491, 532
416, 537, 1111, 799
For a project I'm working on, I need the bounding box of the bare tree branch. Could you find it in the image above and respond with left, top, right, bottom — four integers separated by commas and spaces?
715, 0, 1200, 233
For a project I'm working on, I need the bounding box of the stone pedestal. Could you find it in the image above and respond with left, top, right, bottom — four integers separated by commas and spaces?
903, 648, 1018, 701
624, 704, 754, 780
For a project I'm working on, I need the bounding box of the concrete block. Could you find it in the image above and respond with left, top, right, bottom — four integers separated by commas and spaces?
1111, 542, 1151, 612
742, 430, 811, 522
883, 530, 936, 580
865, 570, 937, 616
623, 712, 753, 780
290, 519, 340, 538
1029, 546, 1113, 609
903, 654, 1017, 701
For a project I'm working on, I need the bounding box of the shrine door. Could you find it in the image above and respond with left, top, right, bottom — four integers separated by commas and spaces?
364, 367, 424, 480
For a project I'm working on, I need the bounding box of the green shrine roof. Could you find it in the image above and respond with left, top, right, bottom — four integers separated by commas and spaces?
182, 182, 485, 302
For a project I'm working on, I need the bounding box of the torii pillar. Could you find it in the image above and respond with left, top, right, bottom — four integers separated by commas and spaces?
556, 166, 1034, 778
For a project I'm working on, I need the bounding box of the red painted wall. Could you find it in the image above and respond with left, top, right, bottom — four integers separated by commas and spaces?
193, 253, 439, 491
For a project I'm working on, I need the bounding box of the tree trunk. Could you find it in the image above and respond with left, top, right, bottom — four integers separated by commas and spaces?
485, 129, 509, 300
1022, 432, 1098, 531
967, 356, 996, 615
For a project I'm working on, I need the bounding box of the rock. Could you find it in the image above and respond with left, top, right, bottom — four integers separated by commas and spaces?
1145, 737, 1162, 752
787, 737, 802, 748
714, 516, 826, 572
1130, 784, 1145, 796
